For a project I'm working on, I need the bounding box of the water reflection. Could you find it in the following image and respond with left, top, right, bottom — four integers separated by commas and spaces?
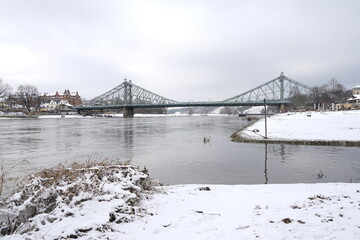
124, 120, 134, 147
279, 144, 285, 163
124, 119, 134, 160
264, 143, 268, 184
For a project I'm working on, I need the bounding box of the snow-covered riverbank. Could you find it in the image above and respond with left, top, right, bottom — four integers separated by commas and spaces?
2, 181, 359, 239
1, 163, 359, 240
118, 183, 360, 240
233, 110, 360, 145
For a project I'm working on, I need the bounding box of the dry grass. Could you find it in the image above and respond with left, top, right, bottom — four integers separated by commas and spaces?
0, 160, 30, 197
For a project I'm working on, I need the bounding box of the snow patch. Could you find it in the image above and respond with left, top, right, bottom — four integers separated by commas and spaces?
239, 110, 360, 141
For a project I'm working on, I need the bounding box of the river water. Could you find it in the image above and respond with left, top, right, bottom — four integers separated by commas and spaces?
1, 116, 360, 196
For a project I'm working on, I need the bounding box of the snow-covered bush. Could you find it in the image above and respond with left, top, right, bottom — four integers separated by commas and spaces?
0, 162, 156, 239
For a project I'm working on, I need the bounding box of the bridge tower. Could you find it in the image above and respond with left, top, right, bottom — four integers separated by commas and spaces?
279, 72, 285, 112
123, 79, 134, 118
85, 78, 176, 118
224, 72, 313, 113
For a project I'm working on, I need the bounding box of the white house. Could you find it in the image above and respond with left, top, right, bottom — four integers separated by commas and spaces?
41, 100, 72, 111
337, 85, 360, 110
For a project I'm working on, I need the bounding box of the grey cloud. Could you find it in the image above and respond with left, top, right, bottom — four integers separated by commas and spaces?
0, 0, 359, 101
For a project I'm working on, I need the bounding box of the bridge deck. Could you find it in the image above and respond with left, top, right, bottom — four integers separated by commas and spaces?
75, 100, 289, 111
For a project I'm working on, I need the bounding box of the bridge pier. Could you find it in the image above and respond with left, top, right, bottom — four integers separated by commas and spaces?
123, 107, 134, 118
280, 104, 286, 113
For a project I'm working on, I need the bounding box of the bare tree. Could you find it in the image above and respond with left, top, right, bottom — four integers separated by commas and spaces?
16, 84, 41, 112
6, 95, 18, 111
328, 78, 348, 103
290, 87, 309, 110
312, 84, 331, 105
312, 78, 350, 109
0, 78, 12, 100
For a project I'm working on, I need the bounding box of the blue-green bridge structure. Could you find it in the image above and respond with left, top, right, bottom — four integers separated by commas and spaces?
75, 72, 313, 117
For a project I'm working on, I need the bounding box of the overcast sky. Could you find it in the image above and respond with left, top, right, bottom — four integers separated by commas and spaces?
0, 0, 359, 101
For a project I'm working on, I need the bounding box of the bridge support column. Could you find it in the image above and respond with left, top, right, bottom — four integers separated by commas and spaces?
280, 104, 286, 113
123, 107, 134, 118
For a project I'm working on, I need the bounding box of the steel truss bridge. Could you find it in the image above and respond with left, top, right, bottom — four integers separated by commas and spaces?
75, 72, 312, 117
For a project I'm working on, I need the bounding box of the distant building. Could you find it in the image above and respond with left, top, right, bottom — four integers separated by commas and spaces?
352, 86, 360, 95
347, 85, 360, 106
336, 86, 360, 110
40, 100, 72, 111
42, 90, 82, 106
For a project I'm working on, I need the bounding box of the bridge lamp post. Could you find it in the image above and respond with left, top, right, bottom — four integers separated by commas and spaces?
264, 99, 268, 139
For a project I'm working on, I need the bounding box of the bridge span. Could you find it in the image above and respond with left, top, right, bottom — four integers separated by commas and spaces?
75, 72, 312, 117
76, 100, 289, 117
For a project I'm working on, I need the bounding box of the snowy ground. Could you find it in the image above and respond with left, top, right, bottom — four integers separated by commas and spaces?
2, 183, 359, 239
242, 106, 265, 114
238, 110, 360, 141
119, 184, 360, 240
0, 111, 26, 116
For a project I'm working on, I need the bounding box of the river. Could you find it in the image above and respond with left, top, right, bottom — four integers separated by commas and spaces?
1, 115, 360, 197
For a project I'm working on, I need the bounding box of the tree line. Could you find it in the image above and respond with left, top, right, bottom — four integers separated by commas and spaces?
0, 78, 40, 112
290, 78, 351, 110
